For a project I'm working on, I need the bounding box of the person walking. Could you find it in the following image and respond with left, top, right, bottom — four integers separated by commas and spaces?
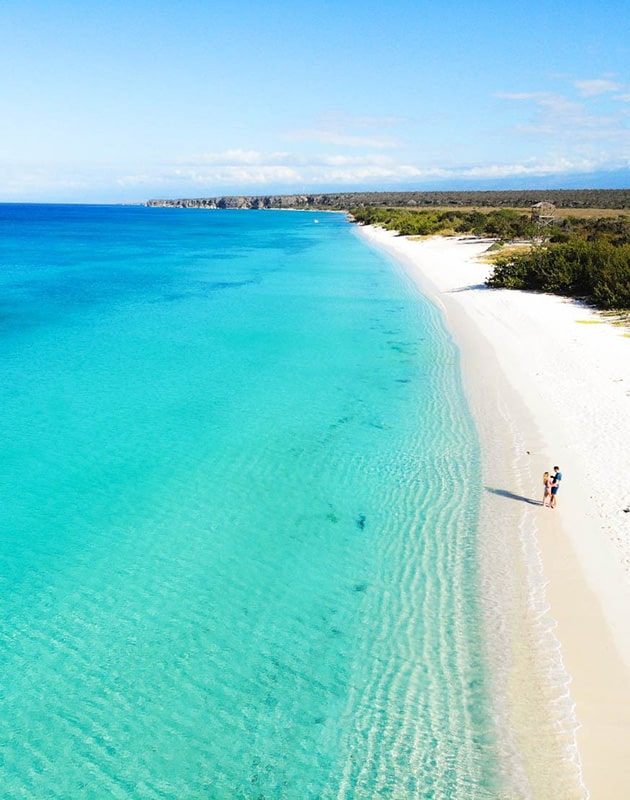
542, 471, 553, 507
550, 466, 562, 508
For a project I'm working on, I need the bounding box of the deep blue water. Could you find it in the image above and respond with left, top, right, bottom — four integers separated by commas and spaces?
0, 205, 497, 798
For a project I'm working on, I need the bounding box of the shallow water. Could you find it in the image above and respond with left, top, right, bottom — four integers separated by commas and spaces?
0, 206, 497, 798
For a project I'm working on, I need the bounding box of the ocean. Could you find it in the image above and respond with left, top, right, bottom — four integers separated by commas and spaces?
0, 205, 498, 798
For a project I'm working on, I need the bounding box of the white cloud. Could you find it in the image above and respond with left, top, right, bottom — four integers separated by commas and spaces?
0, 161, 107, 198
315, 111, 407, 130
496, 90, 583, 116
495, 91, 547, 101
136, 150, 403, 187
282, 110, 404, 150
180, 150, 290, 166
6, 149, 626, 202
283, 128, 398, 149
177, 151, 396, 169
119, 165, 302, 187
314, 153, 392, 167
573, 78, 623, 97
457, 157, 600, 179
495, 74, 630, 164
116, 150, 626, 193
118, 161, 426, 188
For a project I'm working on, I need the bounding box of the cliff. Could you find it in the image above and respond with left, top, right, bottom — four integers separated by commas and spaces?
145, 189, 630, 211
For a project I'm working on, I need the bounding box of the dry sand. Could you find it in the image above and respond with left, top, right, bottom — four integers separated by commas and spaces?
357, 226, 630, 799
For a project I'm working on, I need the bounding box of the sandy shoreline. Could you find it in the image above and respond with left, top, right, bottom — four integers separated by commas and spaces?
356, 226, 630, 799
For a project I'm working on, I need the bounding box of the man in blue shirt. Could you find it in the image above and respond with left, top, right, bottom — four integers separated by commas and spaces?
550, 466, 562, 508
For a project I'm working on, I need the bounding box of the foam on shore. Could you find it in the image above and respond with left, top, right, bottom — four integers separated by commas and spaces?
355, 226, 630, 799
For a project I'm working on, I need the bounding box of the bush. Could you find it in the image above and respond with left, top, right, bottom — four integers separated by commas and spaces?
487, 241, 630, 309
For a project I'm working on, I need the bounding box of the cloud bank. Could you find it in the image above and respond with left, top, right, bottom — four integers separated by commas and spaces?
2, 75, 628, 201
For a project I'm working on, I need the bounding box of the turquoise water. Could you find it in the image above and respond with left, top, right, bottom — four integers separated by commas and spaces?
0, 206, 497, 798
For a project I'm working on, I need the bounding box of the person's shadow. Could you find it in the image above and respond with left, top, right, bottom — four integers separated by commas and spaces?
485, 487, 541, 506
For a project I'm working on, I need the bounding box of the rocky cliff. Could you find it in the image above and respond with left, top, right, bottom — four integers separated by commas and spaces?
146, 189, 630, 210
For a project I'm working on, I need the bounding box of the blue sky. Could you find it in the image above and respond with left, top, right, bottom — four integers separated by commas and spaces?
1, 0, 629, 202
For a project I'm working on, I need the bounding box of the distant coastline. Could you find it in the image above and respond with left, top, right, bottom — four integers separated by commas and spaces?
145, 189, 630, 211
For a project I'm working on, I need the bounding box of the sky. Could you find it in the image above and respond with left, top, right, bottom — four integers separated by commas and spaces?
1, 0, 629, 202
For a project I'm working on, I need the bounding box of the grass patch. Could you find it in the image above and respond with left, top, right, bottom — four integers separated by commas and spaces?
383, 205, 630, 220
481, 242, 532, 264
599, 310, 630, 327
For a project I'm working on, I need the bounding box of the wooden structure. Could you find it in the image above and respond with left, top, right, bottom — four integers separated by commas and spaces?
531, 201, 556, 227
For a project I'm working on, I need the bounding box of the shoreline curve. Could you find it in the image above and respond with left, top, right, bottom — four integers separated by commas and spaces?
355, 225, 630, 799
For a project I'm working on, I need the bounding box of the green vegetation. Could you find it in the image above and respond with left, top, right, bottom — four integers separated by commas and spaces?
487, 241, 630, 310
349, 206, 538, 238
486, 214, 630, 309
350, 206, 630, 311
147, 188, 630, 211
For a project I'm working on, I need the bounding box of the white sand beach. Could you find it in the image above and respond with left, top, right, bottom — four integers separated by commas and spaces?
357, 226, 630, 799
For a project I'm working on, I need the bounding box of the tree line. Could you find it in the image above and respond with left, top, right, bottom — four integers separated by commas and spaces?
349, 206, 538, 238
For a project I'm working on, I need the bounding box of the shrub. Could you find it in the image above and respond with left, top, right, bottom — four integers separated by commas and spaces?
486, 241, 630, 309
